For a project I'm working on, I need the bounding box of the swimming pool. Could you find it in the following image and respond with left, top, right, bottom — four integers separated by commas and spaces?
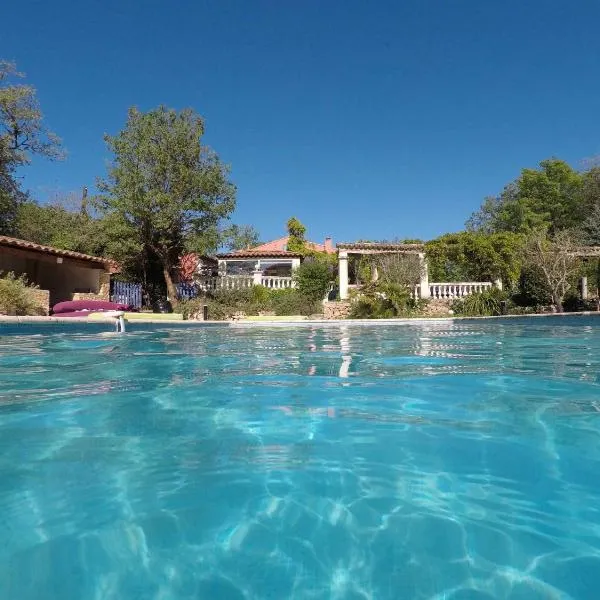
1, 316, 600, 599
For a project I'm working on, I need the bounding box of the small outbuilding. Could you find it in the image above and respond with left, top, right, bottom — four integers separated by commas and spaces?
0, 235, 117, 314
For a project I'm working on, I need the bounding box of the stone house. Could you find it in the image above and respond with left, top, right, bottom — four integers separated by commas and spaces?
0, 235, 117, 314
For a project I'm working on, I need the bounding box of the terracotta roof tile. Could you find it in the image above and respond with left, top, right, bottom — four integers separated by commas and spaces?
249, 237, 290, 252
0, 235, 118, 270
216, 249, 303, 259
224, 235, 336, 256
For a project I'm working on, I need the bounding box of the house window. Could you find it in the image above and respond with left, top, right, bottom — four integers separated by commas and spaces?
261, 261, 293, 277
225, 260, 256, 275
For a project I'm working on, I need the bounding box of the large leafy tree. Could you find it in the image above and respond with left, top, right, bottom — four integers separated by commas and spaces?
425, 231, 525, 286
467, 159, 584, 235
578, 167, 600, 245
0, 61, 62, 234
98, 106, 236, 300
15, 194, 92, 251
222, 224, 260, 251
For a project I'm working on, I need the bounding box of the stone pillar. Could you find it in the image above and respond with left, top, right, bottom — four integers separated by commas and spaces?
494, 278, 503, 291
339, 251, 349, 300
371, 265, 379, 283
418, 253, 430, 299
291, 258, 301, 271
252, 270, 263, 286
581, 276, 588, 300
98, 271, 111, 300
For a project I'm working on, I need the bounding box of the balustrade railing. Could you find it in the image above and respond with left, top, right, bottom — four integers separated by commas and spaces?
216, 276, 253, 290
261, 276, 294, 289
428, 282, 493, 300
186, 275, 290, 293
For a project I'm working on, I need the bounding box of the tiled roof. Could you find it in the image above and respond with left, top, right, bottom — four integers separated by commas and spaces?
222, 235, 336, 257
216, 249, 303, 259
249, 237, 290, 252
0, 235, 118, 270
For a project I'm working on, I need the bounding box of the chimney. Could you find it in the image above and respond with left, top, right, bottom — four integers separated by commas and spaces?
324, 237, 333, 254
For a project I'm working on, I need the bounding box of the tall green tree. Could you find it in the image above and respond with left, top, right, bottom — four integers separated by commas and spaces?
467, 159, 584, 235
98, 106, 236, 300
0, 61, 62, 234
15, 193, 94, 250
425, 231, 525, 286
222, 224, 260, 251
286, 217, 307, 253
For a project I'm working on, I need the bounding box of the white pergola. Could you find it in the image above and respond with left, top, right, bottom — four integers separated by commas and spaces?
337, 242, 429, 300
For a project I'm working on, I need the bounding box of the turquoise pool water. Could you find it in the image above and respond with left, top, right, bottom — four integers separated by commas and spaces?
1, 317, 600, 599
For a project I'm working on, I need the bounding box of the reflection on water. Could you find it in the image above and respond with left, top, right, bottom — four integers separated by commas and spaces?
1, 317, 600, 598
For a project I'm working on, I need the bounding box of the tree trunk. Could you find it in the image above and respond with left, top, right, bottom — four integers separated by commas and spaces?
162, 264, 178, 302
554, 295, 564, 313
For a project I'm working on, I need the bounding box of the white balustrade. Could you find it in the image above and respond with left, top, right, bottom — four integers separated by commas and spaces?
260, 276, 295, 289
427, 282, 493, 300
195, 276, 216, 292
194, 275, 294, 291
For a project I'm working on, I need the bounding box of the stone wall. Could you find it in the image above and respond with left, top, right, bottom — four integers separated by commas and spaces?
30, 289, 50, 315
71, 293, 107, 302
421, 298, 453, 317
323, 301, 351, 320
98, 272, 110, 300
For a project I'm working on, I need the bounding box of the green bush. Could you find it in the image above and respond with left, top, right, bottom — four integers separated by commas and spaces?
293, 260, 333, 301
513, 265, 552, 307
177, 297, 206, 320
179, 285, 322, 320
269, 288, 320, 316
349, 282, 420, 319
451, 287, 508, 317
0, 272, 42, 316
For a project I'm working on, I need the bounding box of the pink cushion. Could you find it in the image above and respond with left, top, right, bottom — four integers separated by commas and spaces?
53, 300, 130, 314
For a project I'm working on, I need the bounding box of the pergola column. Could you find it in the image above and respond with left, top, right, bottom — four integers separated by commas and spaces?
371, 265, 379, 282
418, 253, 430, 299
339, 251, 349, 300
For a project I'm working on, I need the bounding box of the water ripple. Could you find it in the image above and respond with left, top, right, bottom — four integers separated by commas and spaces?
1, 317, 600, 598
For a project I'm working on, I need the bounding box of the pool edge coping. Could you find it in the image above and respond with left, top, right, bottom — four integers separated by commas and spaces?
1, 311, 600, 328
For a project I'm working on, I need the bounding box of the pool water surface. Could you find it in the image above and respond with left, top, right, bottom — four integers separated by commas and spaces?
1, 318, 600, 599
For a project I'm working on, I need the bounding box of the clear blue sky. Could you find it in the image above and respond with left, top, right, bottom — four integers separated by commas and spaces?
2, 0, 600, 244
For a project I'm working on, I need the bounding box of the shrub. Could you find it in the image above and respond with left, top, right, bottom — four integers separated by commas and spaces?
451, 287, 508, 317
179, 285, 323, 320
513, 265, 552, 308
269, 288, 320, 316
293, 260, 332, 301
349, 282, 420, 319
177, 297, 206, 320
0, 272, 42, 316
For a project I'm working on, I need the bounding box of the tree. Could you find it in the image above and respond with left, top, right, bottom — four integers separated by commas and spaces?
98, 106, 236, 300
523, 230, 581, 312
425, 231, 524, 286
467, 159, 584, 235
222, 224, 260, 251
15, 192, 96, 251
372, 254, 423, 287
0, 61, 62, 234
286, 217, 307, 253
